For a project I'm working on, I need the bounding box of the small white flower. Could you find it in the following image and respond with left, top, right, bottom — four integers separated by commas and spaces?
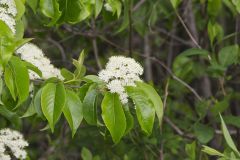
16, 43, 63, 80
98, 56, 143, 104
0, 128, 28, 160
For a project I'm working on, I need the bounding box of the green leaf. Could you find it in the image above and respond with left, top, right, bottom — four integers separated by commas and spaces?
15, 38, 33, 50
26, 0, 39, 13
223, 115, 240, 128
179, 48, 209, 57
23, 61, 42, 77
232, 0, 240, 13
0, 34, 15, 66
126, 86, 155, 135
208, 21, 224, 46
0, 105, 21, 128
202, 145, 224, 156
83, 75, 103, 84
219, 45, 239, 67
73, 50, 86, 79
220, 114, 240, 156
207, 0, 222, 17
15, 20, 25, 39
185, 141, 196, 160
63, 90, 83, 137
136, 82, 163, 126
78, 83, 91, 102
101, 93, 126, 143
41, 83, 66, 132
61, 68, 74, 80
40, 0, 61, 25
107, 0, 122, 18
9, 56, 29, 107
116, 0, 129, 33
210, 98, 229, 116
21, 102, 36, 118
170, 0, 182, 9
123, 105, 134, 135
34, 88, 44, 119
0, 79, 3, 105
194, 123, 214, 144
4, 65, 16, 101
81, 147, 93, 160
0, 20, 14, 37
15, 0, 26, 20
60, 0, 91, 23
95, 0, 103, 18
83, 88, 98, 125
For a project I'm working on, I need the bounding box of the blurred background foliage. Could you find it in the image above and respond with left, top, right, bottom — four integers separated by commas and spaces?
2, 0, 240, 159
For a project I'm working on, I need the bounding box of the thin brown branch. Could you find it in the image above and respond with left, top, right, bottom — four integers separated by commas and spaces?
91, 19, 102, 70
163, 80, 169, 110
133, 0, 146, 12
128, 0, 133, 57
144, 34, 152, 81
47, 37, 67, 62
175, 12, 201, 49
164, 116, 194, 139
154, 27, 193, 47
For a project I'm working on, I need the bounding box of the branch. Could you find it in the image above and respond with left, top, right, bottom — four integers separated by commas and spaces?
175, 12, 201, 49
128, 0, 133, 57
47, 37, 67, 62
133, 0, 146, 12
91, 19, 102, 70
164, 116, 194, 139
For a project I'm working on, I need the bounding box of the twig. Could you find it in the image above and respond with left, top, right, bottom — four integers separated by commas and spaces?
163, 80, 169, 110
219, 78, 226, 96
164, 116, 194, 139
235, 14, 240, 44
154, 27, 193, 47
215, 129, 237, 135
47, 38, 67, 62
144, 34, 152, 81
175, 12, 201, 49
128, 0, 133, 57
91, 18, 102, 69
133, 0, 146, 11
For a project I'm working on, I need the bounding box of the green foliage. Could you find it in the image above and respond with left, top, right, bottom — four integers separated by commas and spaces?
218, 45, 239, 67
41, 82, 66, 132
0, 0, 240, 159
63, 90, 83, 137
101, 93, 126, 143
220, 114, 240, 156
194, 123, 214, 144
136, 82, 163, 126
83, 86, 98, 125
126, 86, 155, 135
203, 115, 240, 158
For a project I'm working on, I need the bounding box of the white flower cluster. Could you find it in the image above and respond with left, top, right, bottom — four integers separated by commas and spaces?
0, 0, 17, 33
0, 0, 62, 80
98, 56, 143, 104
0, 128, 28, 160
16, 43, 63, 80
